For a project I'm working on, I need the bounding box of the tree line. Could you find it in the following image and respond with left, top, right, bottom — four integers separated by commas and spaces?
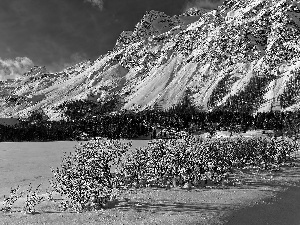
0, 97, 299, 142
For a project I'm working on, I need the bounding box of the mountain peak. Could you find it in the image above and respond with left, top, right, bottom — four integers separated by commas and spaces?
2, 0, 300, 119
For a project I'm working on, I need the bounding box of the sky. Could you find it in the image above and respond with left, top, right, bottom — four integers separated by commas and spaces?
0, 0, 224, 79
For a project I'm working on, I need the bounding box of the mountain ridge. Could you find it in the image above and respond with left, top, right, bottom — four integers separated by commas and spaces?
1, 0, 300, 120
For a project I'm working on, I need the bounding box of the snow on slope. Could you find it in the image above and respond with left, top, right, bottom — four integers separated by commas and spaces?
1, 0, 300, 119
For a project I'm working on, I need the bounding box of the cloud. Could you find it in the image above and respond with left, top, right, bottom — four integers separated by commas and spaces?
184, 0, 224, 11
0, 57, 34, 81
84, 0, 104, 10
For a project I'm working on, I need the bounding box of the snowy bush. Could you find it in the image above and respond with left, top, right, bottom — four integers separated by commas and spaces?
120, 135, 298, 188
50, 138, 131, 212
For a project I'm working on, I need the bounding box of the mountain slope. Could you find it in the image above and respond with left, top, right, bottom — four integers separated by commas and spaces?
1, 0, 300, 120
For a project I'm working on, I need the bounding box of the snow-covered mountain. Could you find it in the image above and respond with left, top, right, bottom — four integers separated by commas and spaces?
1, 0, 300, 120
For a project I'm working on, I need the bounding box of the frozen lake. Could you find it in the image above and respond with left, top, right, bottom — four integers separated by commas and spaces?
0, 140, 150, 198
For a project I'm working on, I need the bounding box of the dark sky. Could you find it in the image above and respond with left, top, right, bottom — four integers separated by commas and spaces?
0, 0, 223, 76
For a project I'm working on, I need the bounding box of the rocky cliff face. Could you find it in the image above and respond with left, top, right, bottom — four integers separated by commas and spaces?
1, 0, 300, 120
